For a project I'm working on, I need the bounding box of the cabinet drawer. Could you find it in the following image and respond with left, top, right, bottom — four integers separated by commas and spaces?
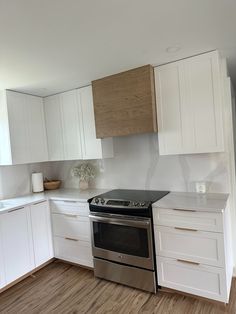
50, 200, 89, 216
153, 208, 223, 232
54, 236, 93, 268
52, 213, 90, 242
154, 226, 225, 267
157, 256, 227, 302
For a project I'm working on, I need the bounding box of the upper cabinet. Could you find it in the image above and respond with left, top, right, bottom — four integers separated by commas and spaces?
0, 90, 48, 165
92, 65, 157, 138
155, 51, 224, 155
44, 86, 113, 161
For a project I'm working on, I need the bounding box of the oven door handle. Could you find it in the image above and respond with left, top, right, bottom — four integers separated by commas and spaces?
89, 214, 151, 227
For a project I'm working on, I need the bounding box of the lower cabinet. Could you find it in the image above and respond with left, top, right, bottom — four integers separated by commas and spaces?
0, 239, 5, 289
0, 206, 35, 284
157, 256, 227, 302
0, 200, 54, 290
153, 206, 232, 303
30, 200, 54, 267
50, 200, 93, 268
54, 236, 93, 268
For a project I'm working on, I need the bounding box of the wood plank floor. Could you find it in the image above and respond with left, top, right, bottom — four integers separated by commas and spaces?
0, 261, 235, 314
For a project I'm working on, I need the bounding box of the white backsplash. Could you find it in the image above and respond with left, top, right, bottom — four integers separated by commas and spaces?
0, 133, 229, 199
0, 162, 53, 199
49, 133, 229, 193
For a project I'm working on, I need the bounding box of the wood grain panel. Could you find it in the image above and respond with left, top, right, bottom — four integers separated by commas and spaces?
92, 65, 157, 138
0, 260, 234, 313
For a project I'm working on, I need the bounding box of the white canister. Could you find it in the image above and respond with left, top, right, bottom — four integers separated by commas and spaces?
32, 172, 44, 193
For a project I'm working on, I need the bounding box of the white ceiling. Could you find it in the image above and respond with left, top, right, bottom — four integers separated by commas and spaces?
0, 0, 236, 97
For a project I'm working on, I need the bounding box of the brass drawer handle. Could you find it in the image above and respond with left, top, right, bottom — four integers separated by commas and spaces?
63, 214, 77, 218
63, 200, 77, 203
33, 200, 46, 205
65, 237, 78, 242
177, 259, 200, 266
8, 206, 24, 213
173, 208, 196, 212
174, 227, 198, 232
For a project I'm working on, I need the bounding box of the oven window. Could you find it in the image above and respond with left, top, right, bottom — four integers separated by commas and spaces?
93, 222, 149, 257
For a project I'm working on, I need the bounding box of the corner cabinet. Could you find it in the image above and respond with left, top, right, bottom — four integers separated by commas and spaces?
155, 51, 224, 155
44, 86, 113, 161
0, 200, 54, 291
0, 90, 48, 165
30, 200, 54, 267
0, 206, 35, 285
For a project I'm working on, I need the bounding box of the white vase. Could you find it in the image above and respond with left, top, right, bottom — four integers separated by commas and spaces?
79, 180, 89, 190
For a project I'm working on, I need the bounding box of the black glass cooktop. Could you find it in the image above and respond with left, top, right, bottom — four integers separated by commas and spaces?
96, 189, 169, 203
89, 189, 169, 217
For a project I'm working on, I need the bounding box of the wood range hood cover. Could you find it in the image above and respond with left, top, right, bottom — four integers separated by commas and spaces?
92, 65, 157, 138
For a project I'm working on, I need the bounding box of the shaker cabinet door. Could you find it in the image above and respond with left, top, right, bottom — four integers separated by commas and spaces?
7, 91, 30, 164
0, 206, 34, 284
155, 51, 224, 155
44, 94, 64, 161
60, 90, 83, 160
30, 200, 53, 267
27, 95, 48, 162
78, 86, 103, 159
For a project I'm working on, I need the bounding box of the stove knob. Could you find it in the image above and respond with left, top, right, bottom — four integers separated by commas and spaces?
135, 202, 139, 207
141, 202, 146, 207
94, 198, 99, 204
101, 198, 105, 205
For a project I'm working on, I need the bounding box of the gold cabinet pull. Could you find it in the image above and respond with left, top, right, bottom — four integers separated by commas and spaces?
173, 208, 196, 212
63, 214, 77, 218
65, 237, 78, 242
8, 206, 24, 213
33, 200, 46, 205
174, 227, 198, 232
177, 259, 200, 265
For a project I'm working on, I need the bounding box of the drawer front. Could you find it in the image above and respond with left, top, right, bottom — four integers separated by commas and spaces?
50, 200, 89, 216
154, 226, 225, 267
54, 236, 93, 268
157, 256, 227, 302
153, 208, 223, 232
52, 213, 90, 242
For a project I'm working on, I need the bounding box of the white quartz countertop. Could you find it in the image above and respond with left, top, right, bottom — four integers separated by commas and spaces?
0, 188, 108, 214
153, 192, 229, 212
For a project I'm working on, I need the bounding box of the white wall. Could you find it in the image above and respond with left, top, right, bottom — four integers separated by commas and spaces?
49, 133, 229, 193
0, 162, 52, 199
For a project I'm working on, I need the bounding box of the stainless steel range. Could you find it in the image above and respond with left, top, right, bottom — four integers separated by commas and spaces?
89, 189, 169, 293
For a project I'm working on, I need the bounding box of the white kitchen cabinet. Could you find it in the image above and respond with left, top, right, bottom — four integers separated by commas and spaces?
0, 90, 48, 165
53, 236, 93, 268
44, 94, 64, 161
43, 86, 113, 161
155, 51, 224, 155
78, 86, 113, 159
157, 256, 227, 302
155, 225, 225, 267
153, 205, 232, 302
0, 235, 6, 289
60, 90, 83, 160
30, 200, 53, 267
27, 95, 48, 163
50, 200, 93, 268
0, 206, 34, 284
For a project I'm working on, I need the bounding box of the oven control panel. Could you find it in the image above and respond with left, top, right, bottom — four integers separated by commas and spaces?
90, 197, 150, 209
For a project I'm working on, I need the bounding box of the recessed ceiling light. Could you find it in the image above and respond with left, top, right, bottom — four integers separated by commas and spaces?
166, 46, 181, 53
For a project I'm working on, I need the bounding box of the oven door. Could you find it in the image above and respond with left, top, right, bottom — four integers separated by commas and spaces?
89, 213, 154, 270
